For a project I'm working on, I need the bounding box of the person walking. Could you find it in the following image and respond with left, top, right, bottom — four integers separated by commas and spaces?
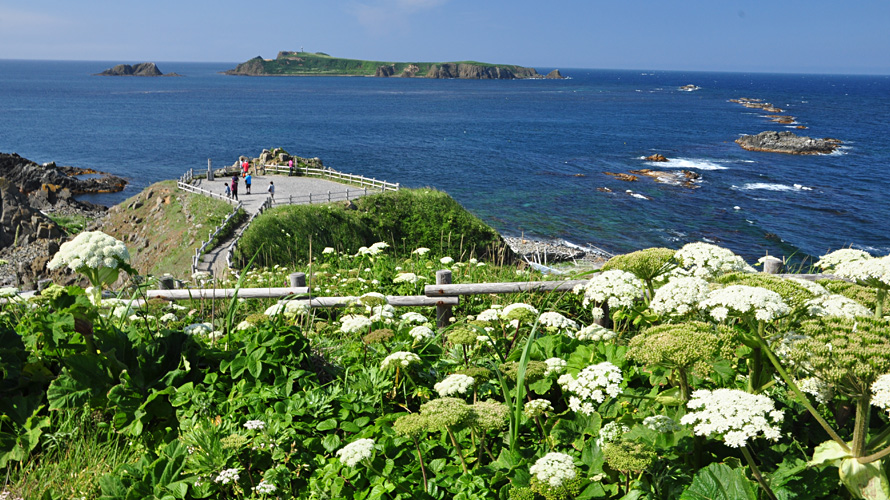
242, 159, 249, 177
267, 181, 275, 200
224, 182, 231, 198
231, 175, 239, 200
288, 158, 294, 176
245, 173, 252, 194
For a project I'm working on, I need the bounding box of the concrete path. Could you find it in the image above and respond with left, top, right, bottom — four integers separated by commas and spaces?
190, 171, 374, 277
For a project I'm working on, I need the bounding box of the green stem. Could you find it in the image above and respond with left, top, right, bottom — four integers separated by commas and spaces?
858, 444, 890, 464
678, 367, 691, 402
852, 392, 872, 458
876, 289, 885, 318
756, 329, 851, 452
866, 424, 890, 451
413, 438, 429, 492
748, 347, 763, 394
741, 445, 779, 500
446, 426, 469, 474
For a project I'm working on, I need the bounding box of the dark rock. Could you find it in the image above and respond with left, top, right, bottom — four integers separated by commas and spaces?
375, 65, 395, 77
545, 69, 564, 79
97, 62, 179, 76
0, 178, 61, 249
644, 154, 668, 162
425, 63, 538, 79
0, 153, 126, 196
735, 131, 842, 155
603, 172, 638, 182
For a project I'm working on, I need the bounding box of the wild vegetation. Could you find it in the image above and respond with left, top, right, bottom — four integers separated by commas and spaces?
2, 228, 890, 499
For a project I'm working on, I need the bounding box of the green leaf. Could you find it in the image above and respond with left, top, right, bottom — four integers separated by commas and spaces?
809, 440, 851, 467
322, 433, 341, 453
839, 457, 890, 500
317, 418, 338, 431
679, 462, 757, 500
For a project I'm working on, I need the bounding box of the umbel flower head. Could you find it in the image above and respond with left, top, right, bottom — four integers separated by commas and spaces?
470, 400, 510, 431
680, 388, 784, 448
815, 248, 872, 272
537, 311, 579, 332
47, 231, 131, 287
673, 242, 755, 280
627, 322, 735, 377
529, 452, 577, 489
700, 285, 790, 322
558, 362, 623, 415
805, 294, 873, 319
434, 373, 475, 397
336, 438, 375, 467
603, 439, 657, 473
420, 397, 472, 430
571, 323, 618, 342
790, 317, 890, 397
381, 351, 421, 371
574, 270, 642, 314
834, 256, 890, 290
602, 247, 677, 286
649, 276, 711, 317
524, 399, 554, 419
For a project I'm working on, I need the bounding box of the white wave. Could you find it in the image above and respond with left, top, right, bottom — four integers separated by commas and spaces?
733, 183, 812, 192
648, 158, 728, 171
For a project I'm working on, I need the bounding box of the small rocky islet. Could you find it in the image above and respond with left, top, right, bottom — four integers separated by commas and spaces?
96, 62, 181, 77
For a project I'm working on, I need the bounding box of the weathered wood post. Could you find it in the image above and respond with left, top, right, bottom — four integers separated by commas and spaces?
436, 270, 453, 328
762, 256, 784, 274
328, 191, 331, 202
207, 158, 213, 181
158, 275, 176, 290
289, 272, 306, 288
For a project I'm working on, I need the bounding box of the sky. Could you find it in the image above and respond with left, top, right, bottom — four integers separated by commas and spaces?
1, 0, 888, 74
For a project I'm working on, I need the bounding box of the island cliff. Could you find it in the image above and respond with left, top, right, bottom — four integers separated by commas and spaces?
224, 52, 546, 79
96, 63, 181, 77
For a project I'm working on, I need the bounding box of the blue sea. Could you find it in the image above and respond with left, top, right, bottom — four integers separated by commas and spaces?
1, 59, 888, 262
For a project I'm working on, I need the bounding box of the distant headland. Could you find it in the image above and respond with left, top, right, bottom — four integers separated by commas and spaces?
96, 62, 181, 77
223, 51, 562, 79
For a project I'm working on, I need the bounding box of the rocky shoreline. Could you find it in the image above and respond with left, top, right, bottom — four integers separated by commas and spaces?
736, 131, 842, 155
503, 236, 611, 268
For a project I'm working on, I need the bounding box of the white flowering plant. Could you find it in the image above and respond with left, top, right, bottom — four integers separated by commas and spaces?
47, 231, 134, 289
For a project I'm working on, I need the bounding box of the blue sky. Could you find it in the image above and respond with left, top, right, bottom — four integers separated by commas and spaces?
1, 0, 888, 74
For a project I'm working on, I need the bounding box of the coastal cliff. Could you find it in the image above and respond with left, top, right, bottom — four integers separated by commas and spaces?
96, 62, 181, 77
224, 52, 544, 79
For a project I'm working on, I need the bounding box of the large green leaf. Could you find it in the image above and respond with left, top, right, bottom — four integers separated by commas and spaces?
680, 462, 757, 500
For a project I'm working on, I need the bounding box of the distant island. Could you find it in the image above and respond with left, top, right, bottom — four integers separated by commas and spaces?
96, 63, 181, 77
224, 51, 563, 79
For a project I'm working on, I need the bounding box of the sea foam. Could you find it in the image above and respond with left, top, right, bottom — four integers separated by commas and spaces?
644, 158, 728, 171
733, 183, 811, 192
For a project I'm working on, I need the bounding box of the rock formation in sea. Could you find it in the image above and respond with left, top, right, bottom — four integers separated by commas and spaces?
735, 131, 842, 155
644, 154, 669, 162
545, 69, 564, 79
424, 63, 537, 79
97, 63, 181, 76
729, 98, 783, 113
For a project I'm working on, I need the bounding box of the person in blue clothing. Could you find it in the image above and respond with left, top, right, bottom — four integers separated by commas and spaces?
267, 181, 275, 200
245, 172, 252, 194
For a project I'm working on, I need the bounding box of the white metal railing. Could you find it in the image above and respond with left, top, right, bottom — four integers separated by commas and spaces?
191, 201, 243, 274
225, 197, 274, 273
263, 164, 400, 191
177, 181, 239, 206
271, 187, 375, 206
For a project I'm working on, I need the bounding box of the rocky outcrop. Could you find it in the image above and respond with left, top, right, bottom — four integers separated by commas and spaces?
545, 69, 564, 79
735, 131, 842, 155
0, 153, 127, 196
679, 84, 701, 91
730, 98, 783, 113
224, 57, 267, 76
375, 65, 395, 77
629, 169, 700, 189
97, 63, 180, 77
604, 172, 638, 182
425, 63, 538, 79
0, 178, 62, 249
644, 154, 668, 162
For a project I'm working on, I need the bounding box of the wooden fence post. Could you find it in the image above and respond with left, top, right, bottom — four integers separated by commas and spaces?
436, 270, 453, 328
159, 276, 176, 290
290, 272, 306, 288
762, 256, 784, 274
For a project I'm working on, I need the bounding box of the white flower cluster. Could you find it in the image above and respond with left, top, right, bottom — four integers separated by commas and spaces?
806, 294, 872, 318
680, 389, 784, 447
544, 357, 567, 376
673, 242, 755, 279
322, 247, 336, 254
571, 323, 618, 342
337, 438, 375, 467
393, 272, 423, 284
834, 256, 890, 288
574, 270, 642, 314
815, 248, 872, 271
700, 285, 790, 322
529, 452, 577, 489
381, 351, 421, 370
434, 374, 475, 396
500, 303, 539, 323
253, 480, 276, 495
214, 468, 240, 484
339, 314, 372, 334
871, 374, 890, 414
798, 377, 834, 405
558, 362, 623, 415
650, 276, 710, 316
643, 415, 681, 433
413, 247, 430, 255
476, 308, 502, 323
243, 420, 265, 430
0, 287, 18, 298
264, 300, 311, 317
401, 312, 428, 324
47, 231, 130, 272
370, 304, 396, 323
408, 325, 434, 342
538, 311, 579, 331
524, 399, 554, 418
184, 323, 213, 336
356, 241, 389, 256
440, 256, 454, 264
159, 312, 178, 323
192, 271, 212, 283
786, 277, 829, 296
596, 421, 630, 447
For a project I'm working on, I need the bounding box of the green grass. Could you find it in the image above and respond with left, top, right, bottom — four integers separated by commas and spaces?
46, 214, 90, 235
233, 187, 512, 268
231, 52, 535, 76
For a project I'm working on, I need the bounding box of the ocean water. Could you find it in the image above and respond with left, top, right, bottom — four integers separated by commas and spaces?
1, 59, 888, 261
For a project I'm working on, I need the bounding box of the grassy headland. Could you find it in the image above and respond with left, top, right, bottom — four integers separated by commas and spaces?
233, 187, 512, 268
224, 51, 539, 78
